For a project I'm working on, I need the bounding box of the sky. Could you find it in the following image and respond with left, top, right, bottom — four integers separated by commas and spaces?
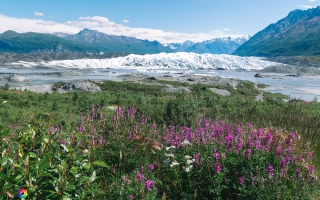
0, 0, 319, 43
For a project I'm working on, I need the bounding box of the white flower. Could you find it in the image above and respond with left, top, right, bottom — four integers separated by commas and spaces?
170, 161, 180, 167
2, 101, 7, 104
186, 159, 194, 165
184, 155, 192, 159
185, 166, 193, 172
165, 146, 176, 151
181, 140, 191, 145
165, 153, 175, 157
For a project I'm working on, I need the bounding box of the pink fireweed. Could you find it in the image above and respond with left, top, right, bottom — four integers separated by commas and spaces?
267, 165, 274, 177
136, 173, 144, 182
148, 164, 154, 172
214, 163, 222, 173
145, 180, 155, 191
213, 148, 220, 162
239, 176, 245, 185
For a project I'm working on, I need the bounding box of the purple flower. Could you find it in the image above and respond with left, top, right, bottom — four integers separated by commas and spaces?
128, 195, 134, 200
136, 173, 143, 182
267, 165, 274, 177
194, 153, 200, 165
247, 123, 253, 128
239, 176, 245, 185
60, 138, 66, 145
296, 168, 301, 176
309, 166, 315, 173
145, 180, 155, 191
246, 149, 252, 159
99, 136, 106, 145
213, 148, 220, 162
214, 163, 222, 173
280, 158, 287, 169
275, 145, 282, 157
148, 164, 154, 172
236, 139, 243, 151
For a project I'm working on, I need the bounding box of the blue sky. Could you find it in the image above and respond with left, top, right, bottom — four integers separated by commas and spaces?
0, 0, 319, 43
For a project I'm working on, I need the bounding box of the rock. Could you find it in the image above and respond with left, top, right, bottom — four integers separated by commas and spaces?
8, 75, 28, 83
187, 78, 195, 82
163, 75, 172, 77
285, 73, 300, 77
162, 86, 191, 93
209, 88, 231, 96
145, 77, 157, 81
254, 73, 263, 78
62, 80, 101, 92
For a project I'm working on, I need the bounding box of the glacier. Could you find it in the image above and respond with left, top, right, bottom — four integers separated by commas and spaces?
10, 52, 281, 70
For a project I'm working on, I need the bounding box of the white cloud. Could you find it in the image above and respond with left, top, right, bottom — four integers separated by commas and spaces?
123, 19, 129, 23
223, 28, 229, 31
0, 14, 246, 43
309, 0, 316, 2
297, 5, 316, 9
34, 11, 44, 17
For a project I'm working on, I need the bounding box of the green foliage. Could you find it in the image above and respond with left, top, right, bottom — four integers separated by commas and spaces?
0, 80, 320, 199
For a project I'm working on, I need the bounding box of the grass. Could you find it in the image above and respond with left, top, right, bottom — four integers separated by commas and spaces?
0, 79, 319, 199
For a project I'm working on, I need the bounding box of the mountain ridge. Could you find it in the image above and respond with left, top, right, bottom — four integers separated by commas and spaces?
233, 6, 320, 56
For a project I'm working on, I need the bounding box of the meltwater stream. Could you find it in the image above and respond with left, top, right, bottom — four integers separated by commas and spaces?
0, 68, 319, 102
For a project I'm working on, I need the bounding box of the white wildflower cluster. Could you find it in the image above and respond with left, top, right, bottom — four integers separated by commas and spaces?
170, 161, 180, 168
165, 153, 175, 157
165, 146, 176, 151
181, 140, 192, 146
184, 155, 195, 173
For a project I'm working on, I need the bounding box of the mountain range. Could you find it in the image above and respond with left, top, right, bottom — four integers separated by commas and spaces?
233, 6, 320, 56
0, 28, 248, 55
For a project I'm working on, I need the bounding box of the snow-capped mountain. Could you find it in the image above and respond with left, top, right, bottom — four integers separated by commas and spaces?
12, 52, 281, 70
165, 36, 250, 54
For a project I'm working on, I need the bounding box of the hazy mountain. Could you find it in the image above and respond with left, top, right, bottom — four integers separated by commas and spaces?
233, 6, 320, 56
0, 30, 102, 53
55, 28, 174, 54
164, 37, 249, 54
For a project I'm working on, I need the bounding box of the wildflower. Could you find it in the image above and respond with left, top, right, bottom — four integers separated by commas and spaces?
181, 140, 191, 146
185, 165, 193, 172
284, 147, 291, 155
136, 173, 143, 182
214, 163, 222, 173
165, 153, 175, 157
145, 180, 155, 191
213, 148, 220, 162
99, 136, 106, 145
246, 149, 252, 160
275, 145, 282, 157
2, 101, 7, 104
309, 166, 315, 173
128, 195, 134, 200
186, 159, 194, 165
140, 166, 144, 174
184, 155, 192, 159
235, 139, 243, 151
239, 176, 245, 185
267, 165, 274, 177
247, 123, 253, 128
170, 161, 180, 167
148, 164, 154, 172
296, 168, 301, 176
280, 158, 287, 169
193, 153, 200, 165
60, 139, 66, 145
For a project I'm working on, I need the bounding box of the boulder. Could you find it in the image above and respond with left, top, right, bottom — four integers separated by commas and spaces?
209, 88, 231, 96
62, 80, 101, 92
8, 75, 28, 83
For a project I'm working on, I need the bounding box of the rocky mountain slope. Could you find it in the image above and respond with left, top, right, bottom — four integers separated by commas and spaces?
233, 6, 320, 56
54, 28, 174, 54
166, 36, 249, 54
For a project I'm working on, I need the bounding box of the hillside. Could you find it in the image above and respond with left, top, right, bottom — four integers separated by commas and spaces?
0, 31, 102, 53
233, 6, 320, 56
